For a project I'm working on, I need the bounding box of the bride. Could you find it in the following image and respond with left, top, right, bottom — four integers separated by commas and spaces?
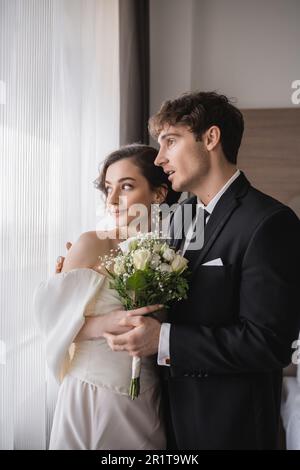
33, 144, 181, 450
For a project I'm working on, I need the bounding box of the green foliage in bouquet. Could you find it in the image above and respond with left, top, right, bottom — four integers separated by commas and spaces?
104, 233, 190, 310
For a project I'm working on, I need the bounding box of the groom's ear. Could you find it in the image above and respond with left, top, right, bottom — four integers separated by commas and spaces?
204, 126, 221, 151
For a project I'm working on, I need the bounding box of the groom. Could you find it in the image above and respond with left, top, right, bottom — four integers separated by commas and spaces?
103, 91, 300, 450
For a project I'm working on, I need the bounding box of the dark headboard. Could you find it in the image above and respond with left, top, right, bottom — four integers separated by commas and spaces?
238, 108, 300, 217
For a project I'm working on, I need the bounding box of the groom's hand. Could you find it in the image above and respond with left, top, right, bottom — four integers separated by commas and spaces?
103, 304, 163, 357
55, 242, 72, 273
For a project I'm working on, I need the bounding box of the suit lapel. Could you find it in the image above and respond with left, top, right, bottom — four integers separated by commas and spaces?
184, 172, 251, 275
190, 198, 239, 273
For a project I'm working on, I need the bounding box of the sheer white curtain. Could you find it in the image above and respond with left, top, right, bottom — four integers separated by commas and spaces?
0, 0, 120, 449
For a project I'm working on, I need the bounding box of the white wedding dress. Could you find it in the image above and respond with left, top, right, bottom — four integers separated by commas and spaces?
281, 374, 300, 450
33, 268, 166, 450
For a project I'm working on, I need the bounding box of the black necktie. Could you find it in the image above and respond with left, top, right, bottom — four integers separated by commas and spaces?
188, 207, 210, 243
203, 208, 210, 225
182, 208, 210, 263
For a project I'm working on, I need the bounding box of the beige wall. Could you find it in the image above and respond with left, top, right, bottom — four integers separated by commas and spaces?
150, 0, 194, 116
150, 0, 300, 112
149, 1, 300, 210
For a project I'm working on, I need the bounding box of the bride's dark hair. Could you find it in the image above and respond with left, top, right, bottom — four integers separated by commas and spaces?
94, 144, 181, 206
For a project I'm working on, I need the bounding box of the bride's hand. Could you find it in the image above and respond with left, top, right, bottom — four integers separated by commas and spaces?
55, 242, 72, 273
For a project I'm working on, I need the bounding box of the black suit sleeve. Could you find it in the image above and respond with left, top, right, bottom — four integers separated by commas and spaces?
170, 208, 300, 374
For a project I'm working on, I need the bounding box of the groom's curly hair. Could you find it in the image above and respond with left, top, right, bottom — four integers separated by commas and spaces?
148, 91, 244, 164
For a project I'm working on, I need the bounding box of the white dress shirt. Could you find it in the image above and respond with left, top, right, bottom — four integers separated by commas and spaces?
158, 169, 241, 366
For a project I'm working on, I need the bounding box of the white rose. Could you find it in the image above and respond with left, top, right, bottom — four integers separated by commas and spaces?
132, 249, 151, 270
159, 263, 172, 273
114, 258, 126, 275
150, 253, 161, 269
119, 236, 138, 253
161, 245, 175, 262
171, 254, 188, 273
153, 243, 163, 253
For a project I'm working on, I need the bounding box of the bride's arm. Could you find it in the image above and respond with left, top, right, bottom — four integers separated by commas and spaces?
57, 232, 133, 341
74, 311, 132, 342
61, 231, 100, 273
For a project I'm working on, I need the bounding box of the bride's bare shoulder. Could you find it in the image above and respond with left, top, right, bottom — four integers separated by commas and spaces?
61, 231, 112, 272
78, 230, 106, 244
78, 230, 116, 250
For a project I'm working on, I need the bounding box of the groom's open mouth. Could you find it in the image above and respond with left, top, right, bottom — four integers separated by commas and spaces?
165, 170, 175, 181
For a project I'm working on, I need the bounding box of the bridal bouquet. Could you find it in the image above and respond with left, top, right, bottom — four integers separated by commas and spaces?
102, 232, 189, 399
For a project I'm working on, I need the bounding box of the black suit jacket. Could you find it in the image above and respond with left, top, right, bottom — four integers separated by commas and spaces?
161, 172, 300, 450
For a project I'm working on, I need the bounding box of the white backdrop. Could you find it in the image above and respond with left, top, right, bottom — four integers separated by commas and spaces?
0, 0, 120, 449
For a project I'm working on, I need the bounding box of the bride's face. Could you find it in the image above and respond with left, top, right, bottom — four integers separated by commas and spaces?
104, 158, 162, 229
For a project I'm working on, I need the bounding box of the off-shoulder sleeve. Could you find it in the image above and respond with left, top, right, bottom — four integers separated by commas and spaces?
33, 268, 105, 384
